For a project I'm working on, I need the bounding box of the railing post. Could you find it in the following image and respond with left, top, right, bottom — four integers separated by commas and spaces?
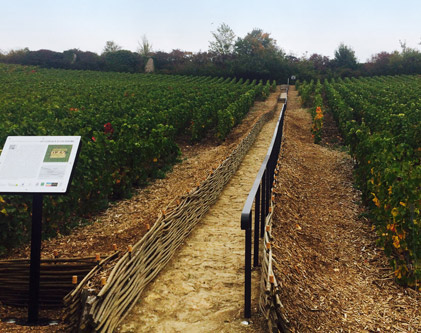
265, 169, 270, 215
261, 172, 266, 231
244, 219, 252, 318
254, 186, 260, 267
259, 183, 264, 238
269, 156, 274, 190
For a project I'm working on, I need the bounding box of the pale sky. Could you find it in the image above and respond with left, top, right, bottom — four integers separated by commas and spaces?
1, 0, 420, 62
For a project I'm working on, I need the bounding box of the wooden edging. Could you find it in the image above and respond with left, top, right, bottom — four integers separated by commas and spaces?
64, 96, 280, 332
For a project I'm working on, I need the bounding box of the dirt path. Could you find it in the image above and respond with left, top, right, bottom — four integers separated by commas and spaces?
117, 102, 286, 333
272, 87, 420, 332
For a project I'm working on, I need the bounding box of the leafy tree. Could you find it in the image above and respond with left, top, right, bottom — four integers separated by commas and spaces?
398, 40, 421, 73
309, 53, 330, 72
62, 49, 103, 70
102, 50, 143, 73
333, 43, 358, 69
168, 49, 189, 64
2, 48, 29, 64
232, 28, 287, 81
364, 44, 421, 76
151, 51, 172, 71
365, 51, 394, 75
138, 35, 153, 56
5, 49, 65, 68
400, 47, 421, 74
208, 23, 236, 55
103, 40, 122, 54
235, 28, 278, 56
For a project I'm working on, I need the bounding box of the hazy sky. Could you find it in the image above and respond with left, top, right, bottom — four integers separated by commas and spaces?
1, 0, 420, 62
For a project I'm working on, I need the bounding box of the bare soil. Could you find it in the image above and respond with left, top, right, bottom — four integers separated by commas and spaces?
0, 90, 281, 332
272, 87, 420, 332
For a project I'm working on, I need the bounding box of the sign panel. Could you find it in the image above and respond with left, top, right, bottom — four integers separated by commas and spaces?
0, 136, 81, 194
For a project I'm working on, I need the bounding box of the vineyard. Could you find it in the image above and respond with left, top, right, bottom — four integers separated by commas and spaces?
0, 63, 419, 331
0, 63, 275, 255
298, 75, 421, 288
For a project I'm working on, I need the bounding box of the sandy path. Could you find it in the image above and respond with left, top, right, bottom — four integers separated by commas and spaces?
117, 102, 285, 332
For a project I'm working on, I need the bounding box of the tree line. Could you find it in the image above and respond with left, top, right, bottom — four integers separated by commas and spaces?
1, 24, 420, 82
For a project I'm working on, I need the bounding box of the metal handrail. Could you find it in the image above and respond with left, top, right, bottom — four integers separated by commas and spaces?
240, 88, 288, 318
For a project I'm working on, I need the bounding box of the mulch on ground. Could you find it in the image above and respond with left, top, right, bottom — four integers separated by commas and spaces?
272, 87, 420, 332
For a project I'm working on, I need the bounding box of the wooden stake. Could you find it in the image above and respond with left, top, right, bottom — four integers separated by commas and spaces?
128, 245, 133, 252
128, 245, 133, 259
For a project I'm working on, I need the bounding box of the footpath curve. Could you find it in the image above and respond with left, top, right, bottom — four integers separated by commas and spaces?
118, 98, 286, 333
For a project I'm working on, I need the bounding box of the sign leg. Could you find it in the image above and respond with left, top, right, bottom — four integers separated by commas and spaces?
28, 194, 43, 324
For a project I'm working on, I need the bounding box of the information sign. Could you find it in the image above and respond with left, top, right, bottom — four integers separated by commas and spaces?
0, 136, 81, 194
0, 136, 81, 324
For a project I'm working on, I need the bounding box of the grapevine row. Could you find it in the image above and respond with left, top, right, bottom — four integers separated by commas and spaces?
0, 64, 276, 254
324, 76, 420, 287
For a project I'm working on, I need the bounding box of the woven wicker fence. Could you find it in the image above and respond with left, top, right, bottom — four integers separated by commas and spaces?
259, 181, 290, 332
63, 99, 279, 332
0, 257, 110, 308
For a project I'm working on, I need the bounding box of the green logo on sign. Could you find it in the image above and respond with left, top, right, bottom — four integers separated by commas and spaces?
43, 145, 72, 163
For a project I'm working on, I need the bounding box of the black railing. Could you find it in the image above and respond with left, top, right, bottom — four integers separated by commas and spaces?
240, 89, 288, 318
